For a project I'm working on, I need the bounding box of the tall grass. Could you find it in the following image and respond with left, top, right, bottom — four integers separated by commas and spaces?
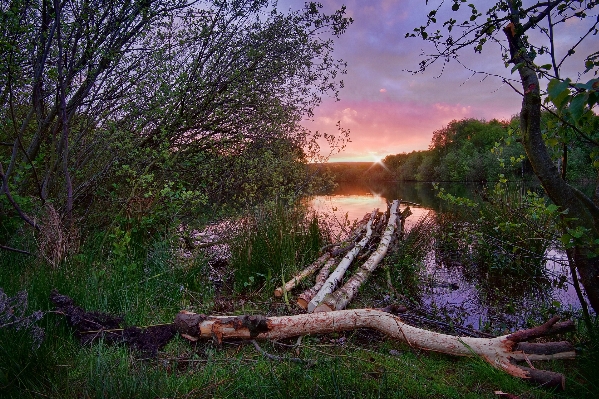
229, 202, 324, 293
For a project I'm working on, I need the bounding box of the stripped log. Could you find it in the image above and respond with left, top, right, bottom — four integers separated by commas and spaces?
175, 309, 575, 389
297, 258, 337, 309
274, 252, 331, 297
314, 200, 400, 312
274, 214, 370, 297
307, 210, 378, 312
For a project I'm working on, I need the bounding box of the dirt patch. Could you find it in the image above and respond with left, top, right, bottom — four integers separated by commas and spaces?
50, 290, 176, 356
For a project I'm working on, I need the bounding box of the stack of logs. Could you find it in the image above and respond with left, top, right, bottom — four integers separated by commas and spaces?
175, 199, 578, 390
274, 199, 410, 313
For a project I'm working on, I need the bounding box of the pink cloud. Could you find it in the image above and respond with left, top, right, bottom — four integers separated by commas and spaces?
305, 98, 513, 162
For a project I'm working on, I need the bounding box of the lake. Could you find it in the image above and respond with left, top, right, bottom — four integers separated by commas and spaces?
310, 181, 584, 333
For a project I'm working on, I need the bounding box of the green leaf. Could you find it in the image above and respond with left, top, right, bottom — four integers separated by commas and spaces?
452, 3, 460, 11
540, 64, 552, 70
569, 93, 589, 123
510, 62, 524, 73
547, 78, 570, 99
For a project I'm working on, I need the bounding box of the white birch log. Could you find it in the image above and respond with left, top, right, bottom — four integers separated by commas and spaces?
274, 252, 331, 297
314, 200, 400, 312
175, 310, 575, 389
297, 258, 337, 309
307, 210, 378, 312
274, 214, 371, 297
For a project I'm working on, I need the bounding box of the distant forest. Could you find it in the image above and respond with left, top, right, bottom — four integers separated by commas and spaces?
313, 116, 595, 183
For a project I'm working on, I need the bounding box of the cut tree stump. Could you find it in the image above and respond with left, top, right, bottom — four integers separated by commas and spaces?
175, 309, 575, 390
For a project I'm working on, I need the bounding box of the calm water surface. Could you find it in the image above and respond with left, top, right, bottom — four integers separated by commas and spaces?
310, 181, 584, 332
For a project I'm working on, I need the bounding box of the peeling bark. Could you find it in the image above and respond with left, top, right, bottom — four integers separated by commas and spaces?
175, 309, 575, 389
314, 200, 401, 312
297, 258, 337, 309
274, 215, 371, 298
307, 210, 378, 312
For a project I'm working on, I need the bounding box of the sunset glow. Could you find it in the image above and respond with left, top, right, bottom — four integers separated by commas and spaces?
277, 0, 590, 162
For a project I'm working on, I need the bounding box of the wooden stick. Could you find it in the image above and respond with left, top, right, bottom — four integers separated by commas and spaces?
297, 258, 337, 309
314, 201, 400, 312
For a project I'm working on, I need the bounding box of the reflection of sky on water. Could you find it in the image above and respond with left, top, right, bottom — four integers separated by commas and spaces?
310, 182, 586, 332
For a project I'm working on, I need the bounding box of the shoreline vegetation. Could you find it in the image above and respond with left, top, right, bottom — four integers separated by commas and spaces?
310, 118, 594, 186
2, 0, 598, 396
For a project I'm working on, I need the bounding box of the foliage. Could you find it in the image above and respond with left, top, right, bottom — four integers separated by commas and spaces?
381, 118, 525, 182
0, 0, 352, 255
409, 0, 599, 312
435, 181, 559, 275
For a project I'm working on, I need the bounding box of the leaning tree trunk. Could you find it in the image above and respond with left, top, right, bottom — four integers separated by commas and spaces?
307, 210, 378, 312
314, 200, 401, 312
175, 309, 575, 389
503, 16, 599, 313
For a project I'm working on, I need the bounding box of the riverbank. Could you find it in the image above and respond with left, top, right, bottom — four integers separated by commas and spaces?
1, 202, 598, 398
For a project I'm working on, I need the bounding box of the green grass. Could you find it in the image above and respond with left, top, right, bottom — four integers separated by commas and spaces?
1, 204, 598, 398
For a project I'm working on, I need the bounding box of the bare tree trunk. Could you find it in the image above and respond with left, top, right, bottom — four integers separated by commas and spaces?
314, 200, 400, 312
175, 309, 575, 389
307, 210, 378, 312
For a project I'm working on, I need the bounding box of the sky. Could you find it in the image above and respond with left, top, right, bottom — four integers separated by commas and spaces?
278, 0, 595, 162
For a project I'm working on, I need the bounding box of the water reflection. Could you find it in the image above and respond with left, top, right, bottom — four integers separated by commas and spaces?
310, 181, 583, 333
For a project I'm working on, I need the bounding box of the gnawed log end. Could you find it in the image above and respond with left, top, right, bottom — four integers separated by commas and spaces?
174, 311, 206, 340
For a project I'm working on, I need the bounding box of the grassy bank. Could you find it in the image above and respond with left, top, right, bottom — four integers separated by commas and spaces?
1, 204, 598, 398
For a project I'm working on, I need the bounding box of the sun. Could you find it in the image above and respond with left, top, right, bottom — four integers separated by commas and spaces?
371, 154, 384, 165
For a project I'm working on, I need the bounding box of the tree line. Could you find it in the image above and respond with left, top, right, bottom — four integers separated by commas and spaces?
383, 115, 595, 183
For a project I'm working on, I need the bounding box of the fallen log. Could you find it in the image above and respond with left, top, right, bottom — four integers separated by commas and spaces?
297, 258, 337, 309
174, 309, 575, 389
314, 200, 400, 312
274, 252, 331, 298
274, 214, 370, 297
307, 210, 378, 312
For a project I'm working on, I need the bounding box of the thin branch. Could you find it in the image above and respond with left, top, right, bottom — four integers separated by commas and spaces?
0, 244, 33, 256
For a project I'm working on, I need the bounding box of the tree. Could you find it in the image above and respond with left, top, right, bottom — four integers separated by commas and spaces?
1, 1, 352, 252
409, 0, 599, 312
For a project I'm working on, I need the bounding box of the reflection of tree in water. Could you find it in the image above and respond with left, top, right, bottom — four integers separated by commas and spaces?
427, 210, 569, 332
